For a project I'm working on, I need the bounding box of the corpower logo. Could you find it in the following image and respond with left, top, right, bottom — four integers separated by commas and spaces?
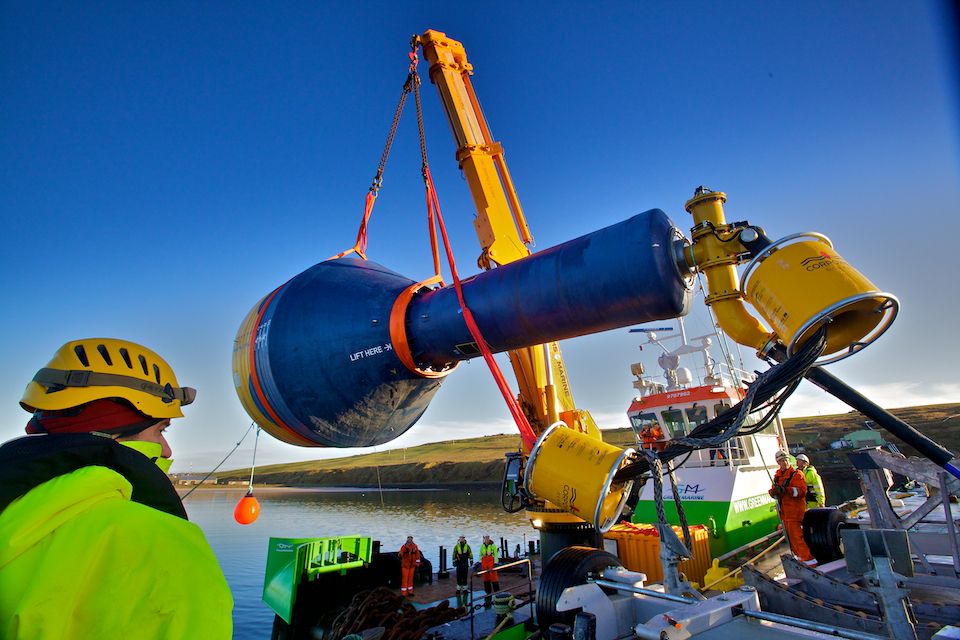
561, 484, 580, 513
800, 251, 841, 271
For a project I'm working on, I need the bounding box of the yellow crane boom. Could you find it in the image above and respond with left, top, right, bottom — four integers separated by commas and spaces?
420, 29, 600, 447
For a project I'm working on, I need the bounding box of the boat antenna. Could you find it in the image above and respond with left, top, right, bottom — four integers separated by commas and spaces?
628, 327, 675, 356
695, 272, 745, 387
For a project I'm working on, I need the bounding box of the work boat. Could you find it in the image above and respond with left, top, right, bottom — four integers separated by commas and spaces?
625, 322, 784, 558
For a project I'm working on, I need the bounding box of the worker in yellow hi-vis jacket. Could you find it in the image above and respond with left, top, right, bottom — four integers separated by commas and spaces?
0, 338, 232, 639
796, 454, 826, 508
479, 534, 500, 608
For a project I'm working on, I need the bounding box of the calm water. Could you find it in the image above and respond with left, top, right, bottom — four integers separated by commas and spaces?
183, 488, 539, 639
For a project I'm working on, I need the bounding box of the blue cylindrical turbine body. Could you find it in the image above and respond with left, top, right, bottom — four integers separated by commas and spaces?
233, 209, 691, 447
234, 259, 443, 448
405, 209, 689, 369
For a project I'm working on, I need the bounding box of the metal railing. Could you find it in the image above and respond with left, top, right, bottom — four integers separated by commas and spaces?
590, 579, 695, 604
739, 609, 887, 640
468, 558, 535, 640
303, 536, 372, 576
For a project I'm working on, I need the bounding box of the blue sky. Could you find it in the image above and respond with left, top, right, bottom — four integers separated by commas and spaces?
2, 2, 958, 472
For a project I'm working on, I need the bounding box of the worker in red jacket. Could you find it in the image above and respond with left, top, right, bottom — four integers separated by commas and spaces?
769, 450, 815, 563
398, 535, 421, 596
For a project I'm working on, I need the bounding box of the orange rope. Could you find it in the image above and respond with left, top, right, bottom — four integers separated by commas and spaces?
423, 167, 538, 451
327, 191, 376, 261
327, 38, 538, 450
425, 181, 442, 279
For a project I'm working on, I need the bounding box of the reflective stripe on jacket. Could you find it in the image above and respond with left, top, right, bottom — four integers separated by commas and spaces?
453, 542, 473, 566
399, 542, 420, 568
0, 465, 232, 639
803, 465, 826, 508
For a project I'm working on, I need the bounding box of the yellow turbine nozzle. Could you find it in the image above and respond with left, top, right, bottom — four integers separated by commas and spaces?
740, 232, 899, 364
684, 187, 898, 363
523, 423, 634, 533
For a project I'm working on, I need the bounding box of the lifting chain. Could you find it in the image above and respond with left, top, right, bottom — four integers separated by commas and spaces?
328, 36, 422, 262
410, 35, 429, 180
369, 37, 421, 195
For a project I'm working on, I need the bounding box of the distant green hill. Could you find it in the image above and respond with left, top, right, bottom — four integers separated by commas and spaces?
215, 403, 959, 488
216, 433, 524, 487
781, 402, 960, 457
782, 402, 960, 503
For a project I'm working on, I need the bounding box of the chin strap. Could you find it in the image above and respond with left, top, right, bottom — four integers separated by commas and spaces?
33, 368, 196, 406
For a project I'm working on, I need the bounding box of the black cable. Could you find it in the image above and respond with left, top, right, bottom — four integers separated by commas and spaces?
180, 422, 256, 500
614, 326, 827, 482
660, 449, 693, 473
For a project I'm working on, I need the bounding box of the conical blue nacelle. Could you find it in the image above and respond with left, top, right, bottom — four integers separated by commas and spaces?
233, 209, 691, 447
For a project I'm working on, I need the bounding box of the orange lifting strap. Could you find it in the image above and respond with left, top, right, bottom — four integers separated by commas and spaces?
328, 37, 538, 450
422, 165, 538, 451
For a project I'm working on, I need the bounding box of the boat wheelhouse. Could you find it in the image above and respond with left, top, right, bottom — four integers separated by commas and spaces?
625, 325, 786, 558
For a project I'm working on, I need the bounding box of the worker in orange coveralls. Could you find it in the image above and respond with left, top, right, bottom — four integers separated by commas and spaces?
398, 535, 421, 596
641, 424, 665, 451
769, 450, 815, 564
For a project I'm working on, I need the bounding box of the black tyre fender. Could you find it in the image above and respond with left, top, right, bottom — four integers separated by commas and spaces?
802, 507, 847, 564
536, 546, 623, 630
416, 557, 433, 584
369, 552, 402, 588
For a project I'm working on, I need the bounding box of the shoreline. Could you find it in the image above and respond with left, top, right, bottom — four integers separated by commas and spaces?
197, 403, 959, 494
176, 482, 501, 493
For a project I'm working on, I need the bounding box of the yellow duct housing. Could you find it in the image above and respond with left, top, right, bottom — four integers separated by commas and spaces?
741, 233, 898, 363
684, 188, 898, 364
524, 423, 634, 532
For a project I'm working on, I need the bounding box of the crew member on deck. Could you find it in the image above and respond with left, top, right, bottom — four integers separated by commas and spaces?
769, 450, 815, 564
0, 338, 232, 639
453, 534, 473, 594
796, 454, 826, 509
399, 535, 421, 596
479, 534, 500, 607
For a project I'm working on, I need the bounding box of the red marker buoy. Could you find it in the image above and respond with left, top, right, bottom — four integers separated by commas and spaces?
234, 426, 262, 525
234, 491, 261, 525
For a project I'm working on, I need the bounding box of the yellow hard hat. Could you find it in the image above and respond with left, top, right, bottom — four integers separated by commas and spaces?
20, 338, 196, 419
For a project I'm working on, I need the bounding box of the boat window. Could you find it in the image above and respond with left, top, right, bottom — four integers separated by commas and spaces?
661, 409, 687, 437
629, 412, 660, 439
685, 406, 708, 429
714, 403, 730, 419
